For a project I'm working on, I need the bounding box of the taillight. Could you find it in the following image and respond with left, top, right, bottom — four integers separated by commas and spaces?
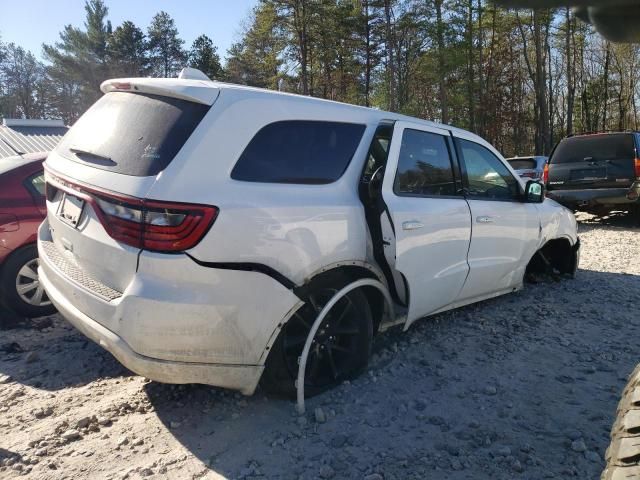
635, 158, 640, 179
95, 194, 218, 252
543, 163, 549, 184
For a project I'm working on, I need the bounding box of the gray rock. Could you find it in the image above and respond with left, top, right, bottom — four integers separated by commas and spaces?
571, 440, 587, 453
314, 407, 327, 424
585, 451, 601, 463
330, 434, 348, 448
76, 417, 91, 429
512, 459, 524, 473
363, 474, 383, 480
61, 429, 81, 442
25, 351, 39, 363
97, 416, 112, 426
319, 464, 335, 479
484, 386, 498, 395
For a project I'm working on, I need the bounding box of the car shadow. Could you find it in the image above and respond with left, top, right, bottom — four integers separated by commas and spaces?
576, 210, 639, 231
0, 311, 131, 390
140, 267, 639, 479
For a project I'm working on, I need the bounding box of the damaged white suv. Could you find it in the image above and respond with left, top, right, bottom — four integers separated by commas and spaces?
38, 69, 579, 398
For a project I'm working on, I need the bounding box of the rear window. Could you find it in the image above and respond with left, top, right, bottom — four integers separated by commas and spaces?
231, 120, 366, 184
57, 92, 210, 176
550, 134, 636, 164
507, 158, 537, 170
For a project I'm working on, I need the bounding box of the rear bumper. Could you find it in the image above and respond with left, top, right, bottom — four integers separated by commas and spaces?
37, 220, 302, 394
39, 265, 263, 394
547, 183, 640, 209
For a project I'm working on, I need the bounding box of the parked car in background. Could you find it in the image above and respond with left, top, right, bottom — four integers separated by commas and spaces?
38, 69, 580, 398
546, 132, 640, 222
0, 152, 56, 318
506, 155, 548, 182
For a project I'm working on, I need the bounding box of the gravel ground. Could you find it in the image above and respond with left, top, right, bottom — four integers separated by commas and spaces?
1, 212, 639, 480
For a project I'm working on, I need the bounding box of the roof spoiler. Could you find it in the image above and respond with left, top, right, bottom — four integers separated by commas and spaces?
100, 69, 219, 106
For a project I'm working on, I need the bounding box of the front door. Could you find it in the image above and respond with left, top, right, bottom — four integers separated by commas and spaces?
381, 121, 472, 327
453, 133, 540, 301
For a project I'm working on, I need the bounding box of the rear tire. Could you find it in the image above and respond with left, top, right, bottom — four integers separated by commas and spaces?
261, 273, 373, 398
0, 245, 56, 319
602, 363, 640, 479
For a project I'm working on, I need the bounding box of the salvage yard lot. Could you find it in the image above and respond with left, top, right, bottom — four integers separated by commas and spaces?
1, 213, 639, 480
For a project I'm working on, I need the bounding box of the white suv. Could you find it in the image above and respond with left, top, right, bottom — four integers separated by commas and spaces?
38, 69, 579, 397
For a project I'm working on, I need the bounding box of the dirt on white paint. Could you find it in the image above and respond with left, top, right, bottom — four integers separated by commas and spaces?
1, 212, 639, 480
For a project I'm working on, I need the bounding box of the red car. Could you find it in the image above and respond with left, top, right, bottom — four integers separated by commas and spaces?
0, 152, 55, 318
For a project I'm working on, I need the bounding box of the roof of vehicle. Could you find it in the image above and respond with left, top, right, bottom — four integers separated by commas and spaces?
565, 131, 638, 138
505, 155, 548, 161
0, 152, 47, 177
100, 76, 491, 151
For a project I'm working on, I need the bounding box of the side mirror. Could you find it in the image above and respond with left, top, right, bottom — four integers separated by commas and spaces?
524, 180, 545, 203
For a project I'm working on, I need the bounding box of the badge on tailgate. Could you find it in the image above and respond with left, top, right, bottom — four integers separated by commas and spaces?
57, 193, 85, 228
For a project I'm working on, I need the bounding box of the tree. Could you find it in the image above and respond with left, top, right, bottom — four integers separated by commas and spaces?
147, 11, 185, 77
108, 21, 148, 77
188, 35, 223, 79
225, 1, 285, 89
1, 43, 46, 118
42, 0, 112, 114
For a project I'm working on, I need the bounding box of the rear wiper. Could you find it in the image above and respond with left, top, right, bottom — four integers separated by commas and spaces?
69, 146, 115, 166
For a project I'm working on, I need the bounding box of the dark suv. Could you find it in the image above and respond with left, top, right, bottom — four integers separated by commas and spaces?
546, 132, 640, 220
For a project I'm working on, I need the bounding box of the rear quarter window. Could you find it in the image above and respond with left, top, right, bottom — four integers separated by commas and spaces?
550, 134, 636, 164
231, 120, 366, 184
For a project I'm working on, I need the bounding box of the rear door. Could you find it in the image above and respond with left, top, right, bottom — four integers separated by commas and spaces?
381, 121, 471, 327
44, 90, 213, 294
547, 133, 637, 191
453, 134, 540, 302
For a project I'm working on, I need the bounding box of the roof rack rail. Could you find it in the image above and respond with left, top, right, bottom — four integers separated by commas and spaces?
567, 129, 640, 137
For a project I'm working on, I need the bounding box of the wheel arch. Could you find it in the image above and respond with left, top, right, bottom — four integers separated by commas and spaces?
525, 235, 579, 278
258, 261, 394, 366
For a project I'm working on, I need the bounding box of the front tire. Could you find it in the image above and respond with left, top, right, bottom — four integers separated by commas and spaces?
1, 245, 56, 319
261, 274, 373, 398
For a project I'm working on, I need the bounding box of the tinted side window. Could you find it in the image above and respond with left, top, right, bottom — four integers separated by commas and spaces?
231, 121, 366, 184
28, 173, 46, 196
458, 139, 519, 200
393, 129, 456, 196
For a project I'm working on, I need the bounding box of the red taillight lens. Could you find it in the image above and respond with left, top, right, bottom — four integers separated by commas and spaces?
634, 158, 640, 179
543, 163, 549, 184
93, 194, 218, 252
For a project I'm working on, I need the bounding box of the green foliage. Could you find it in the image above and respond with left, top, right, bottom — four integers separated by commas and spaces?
108, 21, 149, 77
188, 35, 223, 80
147, 11, 185, 78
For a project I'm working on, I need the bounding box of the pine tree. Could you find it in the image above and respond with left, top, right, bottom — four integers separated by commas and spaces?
147, 11, 185, 77
188, 35, 223, 80
42, 0, 111, 114
108, 21, 149, 77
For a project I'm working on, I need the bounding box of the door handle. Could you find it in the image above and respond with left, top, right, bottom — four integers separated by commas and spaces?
476, 216, 494, 224
402, 220, 424, 230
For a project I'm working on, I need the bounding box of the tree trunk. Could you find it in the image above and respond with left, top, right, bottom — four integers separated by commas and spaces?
602, 42, 610, 131
565, 7, 575, 136
363, 0, 371, 107
384, 0, 397, 111
466, 0, 475, 131
434, 0, 448, 123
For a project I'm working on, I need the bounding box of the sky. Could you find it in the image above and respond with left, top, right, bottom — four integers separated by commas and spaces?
0, 0, 258, 62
